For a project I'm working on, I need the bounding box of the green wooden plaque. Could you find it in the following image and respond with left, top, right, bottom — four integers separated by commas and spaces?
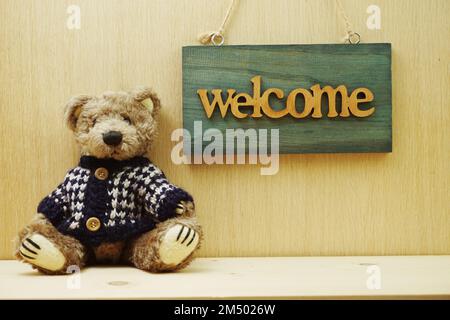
182, 44, 392, 154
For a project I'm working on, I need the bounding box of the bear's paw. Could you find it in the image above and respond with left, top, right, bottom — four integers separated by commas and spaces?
158, 224, 199, 265
19, 234, 66, 272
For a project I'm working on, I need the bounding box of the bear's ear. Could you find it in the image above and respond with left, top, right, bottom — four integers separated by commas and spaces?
64, 95, 93, 131
131, 86, 161, 117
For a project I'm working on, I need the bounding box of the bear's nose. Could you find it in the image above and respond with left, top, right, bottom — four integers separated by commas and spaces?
102, 131, 123, 146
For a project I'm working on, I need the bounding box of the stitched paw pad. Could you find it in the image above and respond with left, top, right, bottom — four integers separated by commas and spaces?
18, 234, 66, 272
158, 224, 199, 265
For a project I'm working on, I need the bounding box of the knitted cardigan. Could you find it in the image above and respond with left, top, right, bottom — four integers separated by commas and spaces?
37, 156, 193, 246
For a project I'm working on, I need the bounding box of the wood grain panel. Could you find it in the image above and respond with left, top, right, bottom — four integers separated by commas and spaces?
1, 257, 449, 299
0, 0, 449, 259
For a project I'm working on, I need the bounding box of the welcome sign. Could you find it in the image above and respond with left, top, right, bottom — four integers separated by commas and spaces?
182, 44, 392, 154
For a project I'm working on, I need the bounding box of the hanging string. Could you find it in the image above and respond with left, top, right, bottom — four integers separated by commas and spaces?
198, 0, 237, 46
198, 0, 360, 46
334, 0, 360, 44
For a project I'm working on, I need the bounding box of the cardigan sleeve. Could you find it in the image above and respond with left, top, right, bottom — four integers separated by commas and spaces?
37, 174, 70, 225
140, 165, 193, 222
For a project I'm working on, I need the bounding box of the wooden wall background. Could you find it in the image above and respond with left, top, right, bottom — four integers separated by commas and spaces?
0, 0, 448, 259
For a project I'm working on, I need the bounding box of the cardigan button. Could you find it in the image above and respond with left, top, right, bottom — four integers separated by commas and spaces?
94, 167, 109, 180
86, 217, 101, 232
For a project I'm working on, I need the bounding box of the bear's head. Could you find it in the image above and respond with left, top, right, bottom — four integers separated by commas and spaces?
64, 87, 161, 160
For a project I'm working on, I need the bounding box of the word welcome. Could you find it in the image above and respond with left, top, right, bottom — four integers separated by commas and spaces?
197, 76, 375, 119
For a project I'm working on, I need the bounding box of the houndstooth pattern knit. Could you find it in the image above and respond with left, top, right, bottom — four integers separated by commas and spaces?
38, 156, 193, 246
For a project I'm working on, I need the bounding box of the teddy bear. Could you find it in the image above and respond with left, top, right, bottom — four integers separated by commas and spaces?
14, 86, 202, 274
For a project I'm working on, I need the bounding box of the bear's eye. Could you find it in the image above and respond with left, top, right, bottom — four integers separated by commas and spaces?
92, 118, 97, 126
122, 116, 132, 125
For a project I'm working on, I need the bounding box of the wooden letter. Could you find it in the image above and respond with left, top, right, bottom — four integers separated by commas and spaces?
197, 89, 236, 118
348, 88, 375, 117
232, 93, 254, 119
286, 88, 315, 118
261, 88, 287, 119
250, 76, 263, 118
310, 84, 349, 118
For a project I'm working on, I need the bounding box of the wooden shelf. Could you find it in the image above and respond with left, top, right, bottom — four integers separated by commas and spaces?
0, 256, 449, 299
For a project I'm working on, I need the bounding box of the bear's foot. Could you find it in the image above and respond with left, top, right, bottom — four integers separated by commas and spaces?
18, 234, 66, 272
125, 216, 202, 272
15, 214, 88, 274
158, 224, 200, 265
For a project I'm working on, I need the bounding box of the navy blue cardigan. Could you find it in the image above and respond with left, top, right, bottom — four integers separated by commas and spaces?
37, 156, 193, 246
